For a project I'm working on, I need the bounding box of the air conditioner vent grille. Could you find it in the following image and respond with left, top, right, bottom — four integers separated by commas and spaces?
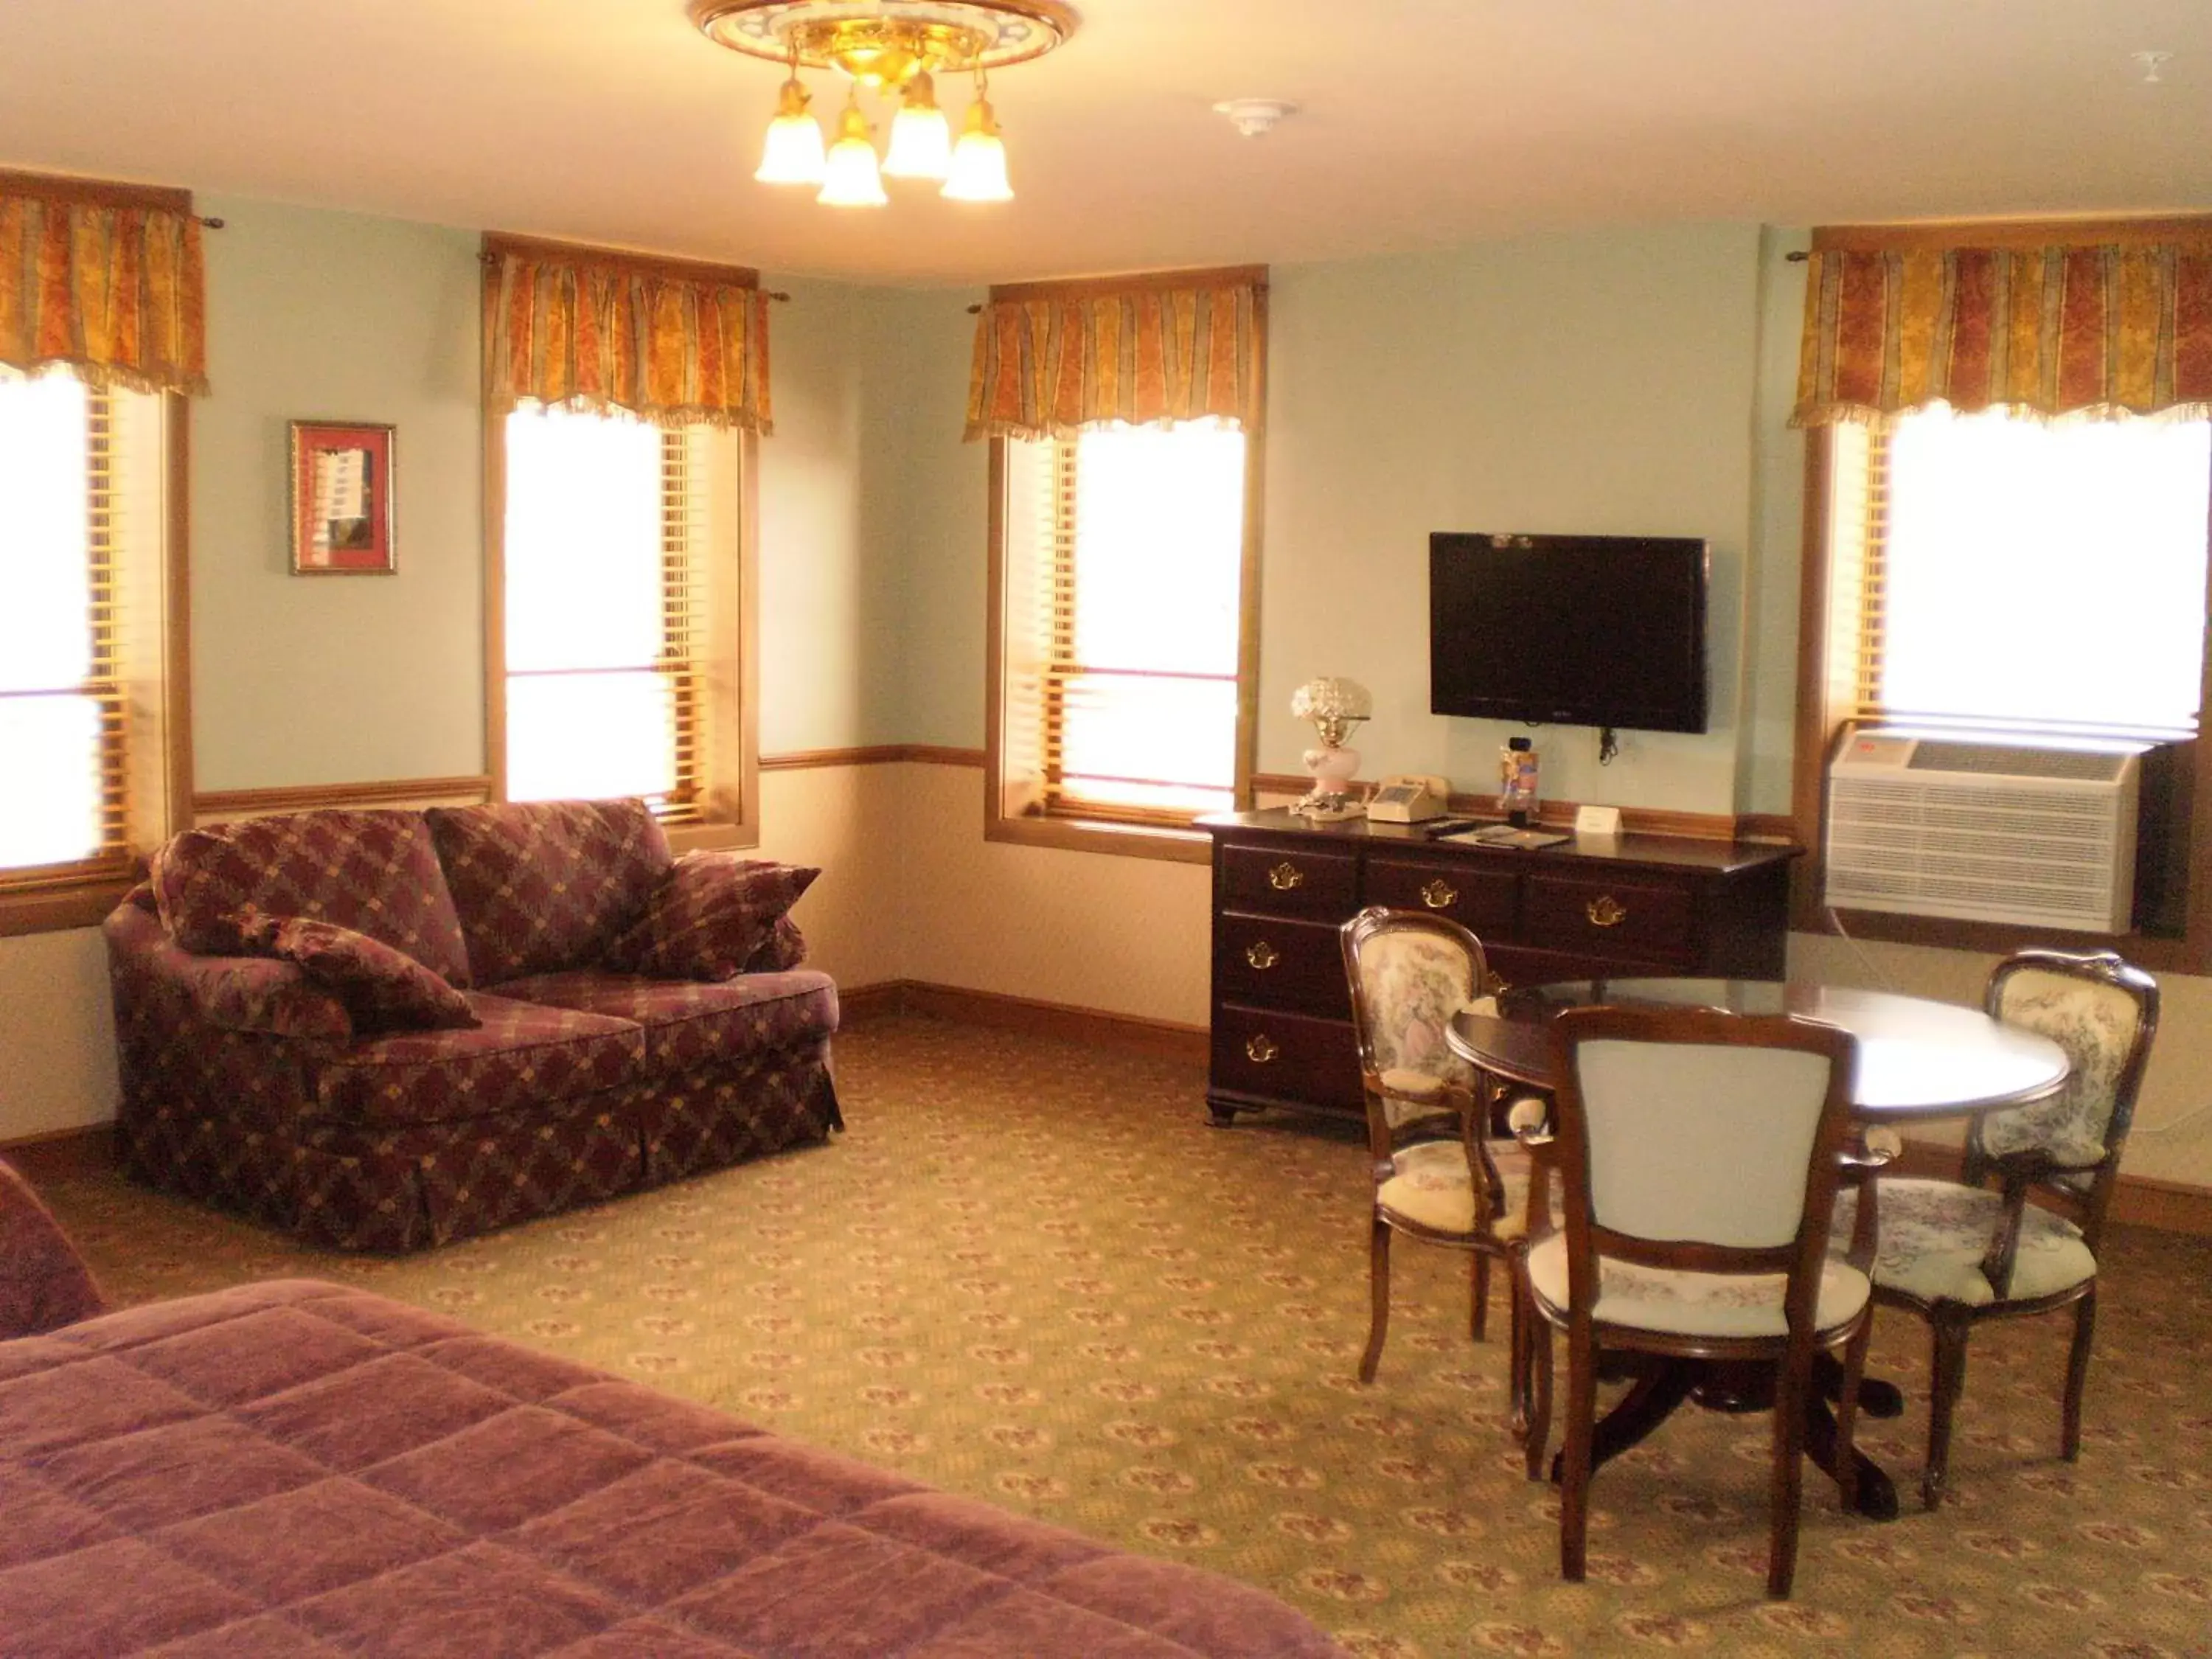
1905, 742, 2126, 782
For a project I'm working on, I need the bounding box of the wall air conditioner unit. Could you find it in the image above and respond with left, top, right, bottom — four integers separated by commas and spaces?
1823, 726, 2146, 933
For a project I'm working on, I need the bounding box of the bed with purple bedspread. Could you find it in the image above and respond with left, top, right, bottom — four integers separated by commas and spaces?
0, 1166, 1346, 1658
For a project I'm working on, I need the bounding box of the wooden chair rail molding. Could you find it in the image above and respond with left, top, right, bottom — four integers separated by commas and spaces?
1248, 773, 1794, 845
760, 746, 984, 771
192, 775, 494, 821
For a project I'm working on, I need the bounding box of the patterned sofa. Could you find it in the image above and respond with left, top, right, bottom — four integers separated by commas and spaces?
103, 800, 842, 1252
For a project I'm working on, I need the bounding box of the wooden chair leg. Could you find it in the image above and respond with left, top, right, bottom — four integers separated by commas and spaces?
1767, 1349, 1809, 1599
1832, 1318, 1872, 1517
1559, 1324, 1596, 1582
2063, 1287, 2097, 1461
1923, 1312, 1970, 1512
1358, 1214, 1392, 1385
1471, 1252, 1491, 1343
1508, 1265, 1530, 1441
1525, 1318, 1554, 1482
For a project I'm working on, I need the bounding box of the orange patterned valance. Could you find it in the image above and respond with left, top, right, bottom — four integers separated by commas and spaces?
483, 234, 771, 434
1792, 221, 2212, 429
0, 171, 209, 397
964, 267, 1267, 442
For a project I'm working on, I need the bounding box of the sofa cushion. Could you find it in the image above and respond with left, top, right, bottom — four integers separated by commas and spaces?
240, 911, 479, 1036
309, 993, 644, 1127
498, 970, 839, 1080
152, 811, 472, 985
425, 800, 672, 987
602, 855, 819, 982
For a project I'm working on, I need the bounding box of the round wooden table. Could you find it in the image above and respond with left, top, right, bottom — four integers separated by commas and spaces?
1446, 977, 2070, 1520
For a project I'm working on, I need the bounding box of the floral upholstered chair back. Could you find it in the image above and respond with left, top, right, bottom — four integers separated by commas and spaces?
1970, 950, 2160, 1230
1340, 908, 1485, 1134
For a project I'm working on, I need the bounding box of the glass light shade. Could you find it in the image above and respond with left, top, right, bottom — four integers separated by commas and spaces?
818, 102, 888, 207
1290, 677, 1373, 724
881, 72, 953, 179
941, 96, 1012, 202
754, 78, 825, 185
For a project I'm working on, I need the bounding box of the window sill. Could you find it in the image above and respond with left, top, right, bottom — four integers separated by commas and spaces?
1804, 904, 2203, 977
666, 819, 762, 857
0, 874, 138, 939
986, 813, 1212, 866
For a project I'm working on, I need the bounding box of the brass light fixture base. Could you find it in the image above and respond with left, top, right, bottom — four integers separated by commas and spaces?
690, 0, 1078, 83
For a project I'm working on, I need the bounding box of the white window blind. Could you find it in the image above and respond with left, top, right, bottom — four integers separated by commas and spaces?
0, 372, 122, 875
1006, 422, 1248, 821
504, 406, 705, 815
1855, 408, 2211, 738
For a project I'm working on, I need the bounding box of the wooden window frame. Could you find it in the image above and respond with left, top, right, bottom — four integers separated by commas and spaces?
1787, 422, 2212, 973
0, 385, 192, 939
482, 406, 759, 854
984, 421, 1265, 866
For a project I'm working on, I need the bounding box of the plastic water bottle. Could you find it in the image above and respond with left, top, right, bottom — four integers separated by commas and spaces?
1499, 737, 1540, 828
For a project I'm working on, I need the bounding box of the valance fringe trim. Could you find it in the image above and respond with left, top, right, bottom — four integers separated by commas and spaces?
493, 390, 771, 435
0, 354, 209, 399
1794, 397, 2212, 434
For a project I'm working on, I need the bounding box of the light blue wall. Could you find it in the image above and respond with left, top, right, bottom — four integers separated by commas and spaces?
192, 196, 485, 789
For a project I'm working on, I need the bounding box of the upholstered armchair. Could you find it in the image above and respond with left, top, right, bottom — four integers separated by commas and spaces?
1338, 907, 1545, 1408
1522, 1008, 1871, 1599
1836, 948, 2159, 1511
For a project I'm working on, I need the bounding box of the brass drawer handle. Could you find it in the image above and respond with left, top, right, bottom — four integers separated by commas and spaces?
1244, 1034, 1279, 1064
1267, 860, 1304, 891
1419, 878, 1457, 911
1245, 940, 1281, 970
1586, 895, 1629, 928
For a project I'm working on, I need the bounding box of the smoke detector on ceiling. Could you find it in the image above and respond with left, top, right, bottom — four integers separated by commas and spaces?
2132, 49, 2171, 83
1213, 98, 1298, 138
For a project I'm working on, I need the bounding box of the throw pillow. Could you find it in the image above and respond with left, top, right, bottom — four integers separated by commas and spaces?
746, 913, 809, 973
602, 855, 819, 982
236, 911, 480, 1034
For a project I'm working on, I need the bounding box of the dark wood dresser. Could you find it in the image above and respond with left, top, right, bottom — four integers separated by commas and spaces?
1200, 810, 1799, 1124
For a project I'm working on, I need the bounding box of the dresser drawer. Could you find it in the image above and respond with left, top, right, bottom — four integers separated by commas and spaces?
1220, 844, 1358, 920
1364, 854, 1520, 939
1215, 914, 1349, 1018
1211, 1005, 1363, 1110
1523, 874, 1695, 966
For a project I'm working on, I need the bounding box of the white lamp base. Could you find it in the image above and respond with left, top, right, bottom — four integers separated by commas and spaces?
1296, 742, 1364, 821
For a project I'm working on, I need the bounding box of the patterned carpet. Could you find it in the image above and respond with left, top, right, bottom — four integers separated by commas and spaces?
35, 1015, 2212, 1658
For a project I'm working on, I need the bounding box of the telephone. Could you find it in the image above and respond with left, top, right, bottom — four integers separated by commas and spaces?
1366, 773, 1450, 823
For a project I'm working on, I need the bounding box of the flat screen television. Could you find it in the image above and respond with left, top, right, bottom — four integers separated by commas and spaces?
1429, 532, 1710, 734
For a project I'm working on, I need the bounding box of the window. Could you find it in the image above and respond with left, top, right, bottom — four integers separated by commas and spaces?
501, 408, 698, 812
990, 420, 1259, 851
0, 369, 185, 925
1829, 408, 2211, 738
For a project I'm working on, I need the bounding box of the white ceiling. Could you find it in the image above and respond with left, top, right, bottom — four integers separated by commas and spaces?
1, 1, 2206, 285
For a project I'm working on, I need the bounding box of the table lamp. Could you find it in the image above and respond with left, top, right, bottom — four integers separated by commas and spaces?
1290, 676, 1371, 820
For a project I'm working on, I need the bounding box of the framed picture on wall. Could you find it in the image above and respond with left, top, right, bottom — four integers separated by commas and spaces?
289, 420, 396, 574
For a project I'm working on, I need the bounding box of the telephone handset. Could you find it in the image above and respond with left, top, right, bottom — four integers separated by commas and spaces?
1366, 773, 1450, 823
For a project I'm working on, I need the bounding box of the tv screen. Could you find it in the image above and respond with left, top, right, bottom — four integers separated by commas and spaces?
1429, 532, 1709, 734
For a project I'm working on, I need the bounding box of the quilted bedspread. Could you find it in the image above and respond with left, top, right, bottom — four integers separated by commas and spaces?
0, 1281, 1345, 1658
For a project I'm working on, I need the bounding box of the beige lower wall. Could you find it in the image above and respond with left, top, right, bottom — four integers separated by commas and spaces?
9, 761, 2211, 1200
896, 763, 1213, 1027
0, 928, 119, 1141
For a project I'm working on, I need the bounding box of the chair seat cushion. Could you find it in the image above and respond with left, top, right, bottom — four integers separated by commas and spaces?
1377, 1139, 1531, 1241
1526, 1234, 1871, 1340
497, 969, 839, 1079
309, 992, 644, 1127
1832, 1178, 2097, 1307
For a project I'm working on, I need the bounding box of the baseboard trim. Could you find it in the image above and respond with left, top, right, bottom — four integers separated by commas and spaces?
0, 1124, 116, 1183
841, 978, 1208, 1067
1890, 1139, 2212, 1237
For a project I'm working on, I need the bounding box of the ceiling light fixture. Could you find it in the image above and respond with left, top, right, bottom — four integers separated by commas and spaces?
692, 0, 1078, 207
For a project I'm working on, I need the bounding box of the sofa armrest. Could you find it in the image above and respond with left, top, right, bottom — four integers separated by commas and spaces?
102, 902, 352, 1041
0, 1158, 107, 1338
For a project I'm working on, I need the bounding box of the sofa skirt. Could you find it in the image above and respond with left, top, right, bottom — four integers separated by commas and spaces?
117, 1039, 842, 1253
